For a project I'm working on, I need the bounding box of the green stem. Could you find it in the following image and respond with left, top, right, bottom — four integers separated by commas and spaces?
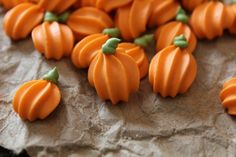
173, 34, 188, 48
42, 67, 59, 84
134, 34, 154, 48
44, 11, 70, 23
102, 38, 121, 54
233, 0, 236, 3
102, 28, 121, 38
176, 7, 189, 23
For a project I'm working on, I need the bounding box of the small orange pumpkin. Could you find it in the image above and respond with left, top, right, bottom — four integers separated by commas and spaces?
88, 38, 140, 104
220, 77, 236, 115
3, 3, 44, 40
115, 0, 152, 41
190, 1, 234, 40
149, 35, 197, 97
148, 0, 179, 27
32, 12, 74, 60
13, 68, 61, 121
181, 0, 208, 12
37, 0, 77, 13
67, 7, 113, 40
155, 8, 197, 53
79, 0, 133, 12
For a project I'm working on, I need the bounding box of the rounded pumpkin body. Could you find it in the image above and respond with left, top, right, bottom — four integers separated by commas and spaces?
32, 22, 74, 60
190, 1, 234, 40
3, 3, 44, 40
0, 0, 30, 10
37, 0, 77, 13
13, 80, 61, 121
148, 0, 179, 27
71, 33, 110, 68
181, 0, 208, 12
149, 45, 197, 97
88, 49, 140, 104
115, 0, 152, 41
118, 43, 149, 79
220, 77, 236, 115
67, 7, 113, 40
79, 0, 132, 12
155, 21, 197, 53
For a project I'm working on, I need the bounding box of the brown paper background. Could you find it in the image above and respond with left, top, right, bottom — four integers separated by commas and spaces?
1, 5, 236, 157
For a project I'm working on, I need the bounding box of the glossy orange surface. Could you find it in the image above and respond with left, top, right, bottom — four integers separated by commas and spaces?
118, 43, 149, 79
190, 1, 234, 40
149, 0, 179, 27
67, 7, 113, 40
220, 77, 236, 115
0, 0, 30, 10
79, 0, 132, 12
3, 3, 44, 40
155, 21, 197, 53
181, 0, 208, 11
115, 0, 152, 41
149, 45, 197, 97
32, 22, 74, 60
88, 48, 140, 104
71, 33, 109, 68
13, 80, 61, 121
37, 0, 77, 13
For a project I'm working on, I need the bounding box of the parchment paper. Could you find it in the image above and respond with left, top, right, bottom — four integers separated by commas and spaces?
1, 6, 236, 157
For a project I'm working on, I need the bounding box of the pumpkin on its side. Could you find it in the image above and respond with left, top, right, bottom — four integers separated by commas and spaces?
13, 68, 61, 122
3, 3, 44, 40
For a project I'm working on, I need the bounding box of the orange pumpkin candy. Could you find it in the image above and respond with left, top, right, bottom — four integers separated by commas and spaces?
71, 29, 149, 79
88, 38, 140, 104
67, 7, 113, 40
155, 8, 197, 53
181, 0, 208, 12
37, 0, 77, 13
3, 3, 44, 40
149, 35, 197, 97
190, 1, 234, 40
220, 77, 236, 115
32, 21, 74, 60
79, 0, 132, 12
13, 68, 61, 121
115, 0, 152, 41
148, 0, 179, 27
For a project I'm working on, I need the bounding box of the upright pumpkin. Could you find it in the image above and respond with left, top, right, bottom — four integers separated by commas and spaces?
190, 1, 234, 40
71, 27, 120, 69
13, 68, 61, 121
149, 35, 197, 97
37, 0, 77, 13
67, 7, 113, 40
155, 7, 197, 53
220, 77, 236, 115
115, 0, 152, 41
79, 0, 133, 12
148, 0, 179, 27
32, 12, 74, 60
88, 38, 140, 104
181, 0, 208, 12
3, 3, 44, 40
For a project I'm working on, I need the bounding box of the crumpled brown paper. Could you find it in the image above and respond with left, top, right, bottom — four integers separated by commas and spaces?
1, 6, 236, 157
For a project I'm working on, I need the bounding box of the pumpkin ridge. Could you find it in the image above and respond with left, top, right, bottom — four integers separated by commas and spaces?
220, 84, 236, 100
42, 22, 51, 59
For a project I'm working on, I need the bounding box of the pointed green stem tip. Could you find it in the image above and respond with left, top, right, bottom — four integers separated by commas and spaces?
102, 38, 121, 54
102, 28, 121, 38
134, 34, 154, 48
176, 7, 189, 23
173, 34, 188, 48
44, 11, 70, 23
42, 67, 59, 84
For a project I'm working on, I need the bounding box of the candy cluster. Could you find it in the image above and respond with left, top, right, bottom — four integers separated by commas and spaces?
2, 0, 236, 121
